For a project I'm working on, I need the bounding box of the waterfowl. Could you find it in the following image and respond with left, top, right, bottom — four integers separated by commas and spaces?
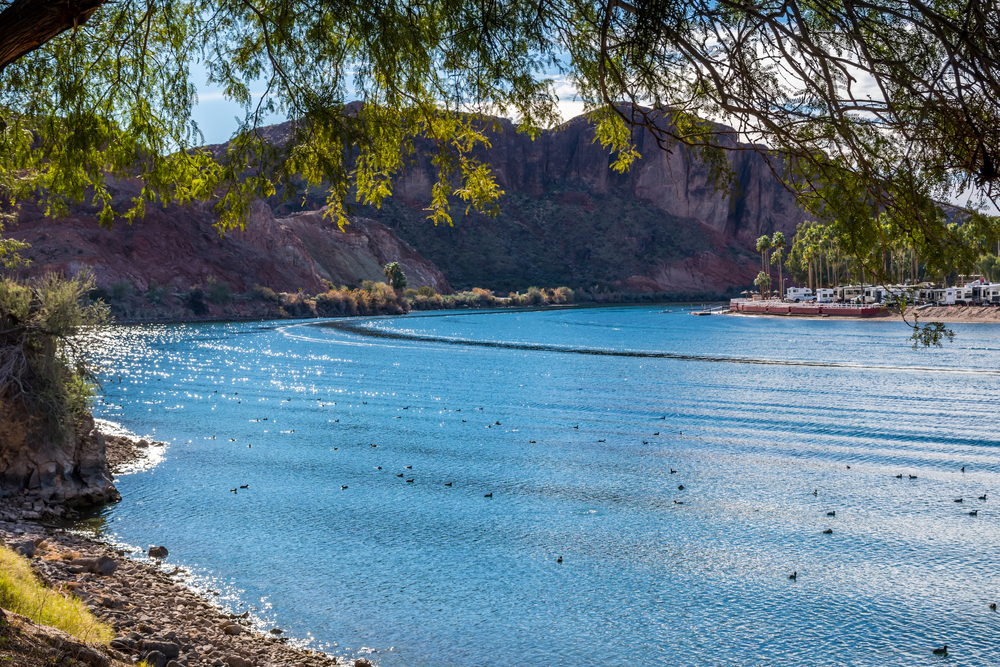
643, 441, 649, 444
462, 420, 467, 422
405, 465, 412, 469
961, 466, 966, 472
932, 645, 948, 655
598, 439, 606, 443
495, 421, 502, 425
396, 473, 404, 477
444, 482, 452, 486
659, 416, 665, 419
529, 440, 536, 443
827, 511, 836, 516
556, 556, 563, 563
969, 510, 979, 516
484, 492, 493, 498
406, 479, 414, 483
240, 484, 248, 489
789, 572, 797, 581
846, 465, 851, 469
822, 529, 833, 534
230, 438, 236, 442
955, 498, 964, 503
991, 603, 997, 611
341, 485, 348, 490
678, 485, 685, 490
670, 469, 677, 474
376, 466, 381, 470
895, 474, 903, 479
979, 494, 987, 500
909, 475, 918, 479
370, 444, 378, 447
812, 490, 818, 495
573, 425, 578, 429
230, 488, 237, 493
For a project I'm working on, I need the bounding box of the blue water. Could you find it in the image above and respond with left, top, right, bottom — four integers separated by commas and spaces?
84, 307, 1000, 666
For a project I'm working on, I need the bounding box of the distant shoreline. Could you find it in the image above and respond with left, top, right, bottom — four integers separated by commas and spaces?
727, 304, 1000, 324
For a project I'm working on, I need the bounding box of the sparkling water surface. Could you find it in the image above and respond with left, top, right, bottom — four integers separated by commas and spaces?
84, 307, 1000, 666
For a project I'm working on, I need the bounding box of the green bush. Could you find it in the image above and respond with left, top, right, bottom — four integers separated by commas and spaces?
0, 271, 109, 442
184, 285, 209, 315
417, 285, 437, 297
251, 284, 280, 302
109, 280, 132, 301
205, 275, 232, 304
144, 279, 166, 305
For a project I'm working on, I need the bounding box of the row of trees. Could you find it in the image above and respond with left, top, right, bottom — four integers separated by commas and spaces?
753, 232, 786, 299
782, 214, 1000, 292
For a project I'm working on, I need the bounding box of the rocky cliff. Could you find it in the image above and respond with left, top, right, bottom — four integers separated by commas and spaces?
330, 108, 804, 294
6, 182, 451, 296
6, 106, 804, 298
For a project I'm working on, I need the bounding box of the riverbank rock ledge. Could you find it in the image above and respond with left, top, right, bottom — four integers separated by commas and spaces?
0, 411, 120, 510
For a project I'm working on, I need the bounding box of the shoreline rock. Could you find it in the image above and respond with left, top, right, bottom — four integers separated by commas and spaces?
0, 522, 359, 667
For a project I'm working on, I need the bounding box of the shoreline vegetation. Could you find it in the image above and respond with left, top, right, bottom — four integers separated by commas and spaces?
91, 277, 726, 325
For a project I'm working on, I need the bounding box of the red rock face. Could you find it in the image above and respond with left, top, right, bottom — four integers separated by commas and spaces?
6, 106, 802, 297
7, 197, 450, 295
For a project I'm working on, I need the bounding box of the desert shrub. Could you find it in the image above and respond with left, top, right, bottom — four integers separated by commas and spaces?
524, 286, 544, 305
145, 280, 166, 305
552, 286, 575, 303
417, 285, 437, 297
403, 288, 418, 298
184, 285, 209, 316
205, 275, 232, 304
361, 280, 378, 292
251, 284, 280, 302
412, 293, 445, 310
0, 271, 109, 442
0, 546, 114, 642
109, 280, 132, 300
280, 292, 317, 317
88, 286, 110, 303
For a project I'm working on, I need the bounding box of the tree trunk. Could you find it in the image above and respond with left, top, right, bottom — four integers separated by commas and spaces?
0, 0, 107, 71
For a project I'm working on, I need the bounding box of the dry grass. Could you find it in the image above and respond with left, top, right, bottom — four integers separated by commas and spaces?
0, 545, 114, 643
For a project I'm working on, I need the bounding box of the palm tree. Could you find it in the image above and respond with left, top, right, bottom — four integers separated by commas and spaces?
771, 231, 786, 299
756, 236, 773, 297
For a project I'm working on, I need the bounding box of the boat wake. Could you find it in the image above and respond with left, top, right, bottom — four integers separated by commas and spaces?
317, 319, 999, 376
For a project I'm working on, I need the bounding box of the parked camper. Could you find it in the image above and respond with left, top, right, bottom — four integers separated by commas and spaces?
834, 285, 864, 303
815, 288, 836, 303
786, 287, 815, 302
954, 286, 974, 305
932, 288, 957, 305
985, 285, 1000, 304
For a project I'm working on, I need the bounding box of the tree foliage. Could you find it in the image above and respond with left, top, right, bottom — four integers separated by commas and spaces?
0, 0, 999, 280
383, 262, 408, 290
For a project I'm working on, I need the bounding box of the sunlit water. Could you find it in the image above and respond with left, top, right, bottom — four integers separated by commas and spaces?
83, 306, 1000, 666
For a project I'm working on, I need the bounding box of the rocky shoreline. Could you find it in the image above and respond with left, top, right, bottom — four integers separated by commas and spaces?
0, 433, 372, 667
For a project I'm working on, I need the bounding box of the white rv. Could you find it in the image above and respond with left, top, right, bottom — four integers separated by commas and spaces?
932, 288, 957, 305
815, 288, 836, 303
786, 287, 815, 302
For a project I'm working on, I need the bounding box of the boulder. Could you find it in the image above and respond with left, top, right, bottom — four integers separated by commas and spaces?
10, 539, 36, 558
143, 650, 168, 667
148, 545, 169, 558
141, 641, 180, 659
224, 655, 251, 667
